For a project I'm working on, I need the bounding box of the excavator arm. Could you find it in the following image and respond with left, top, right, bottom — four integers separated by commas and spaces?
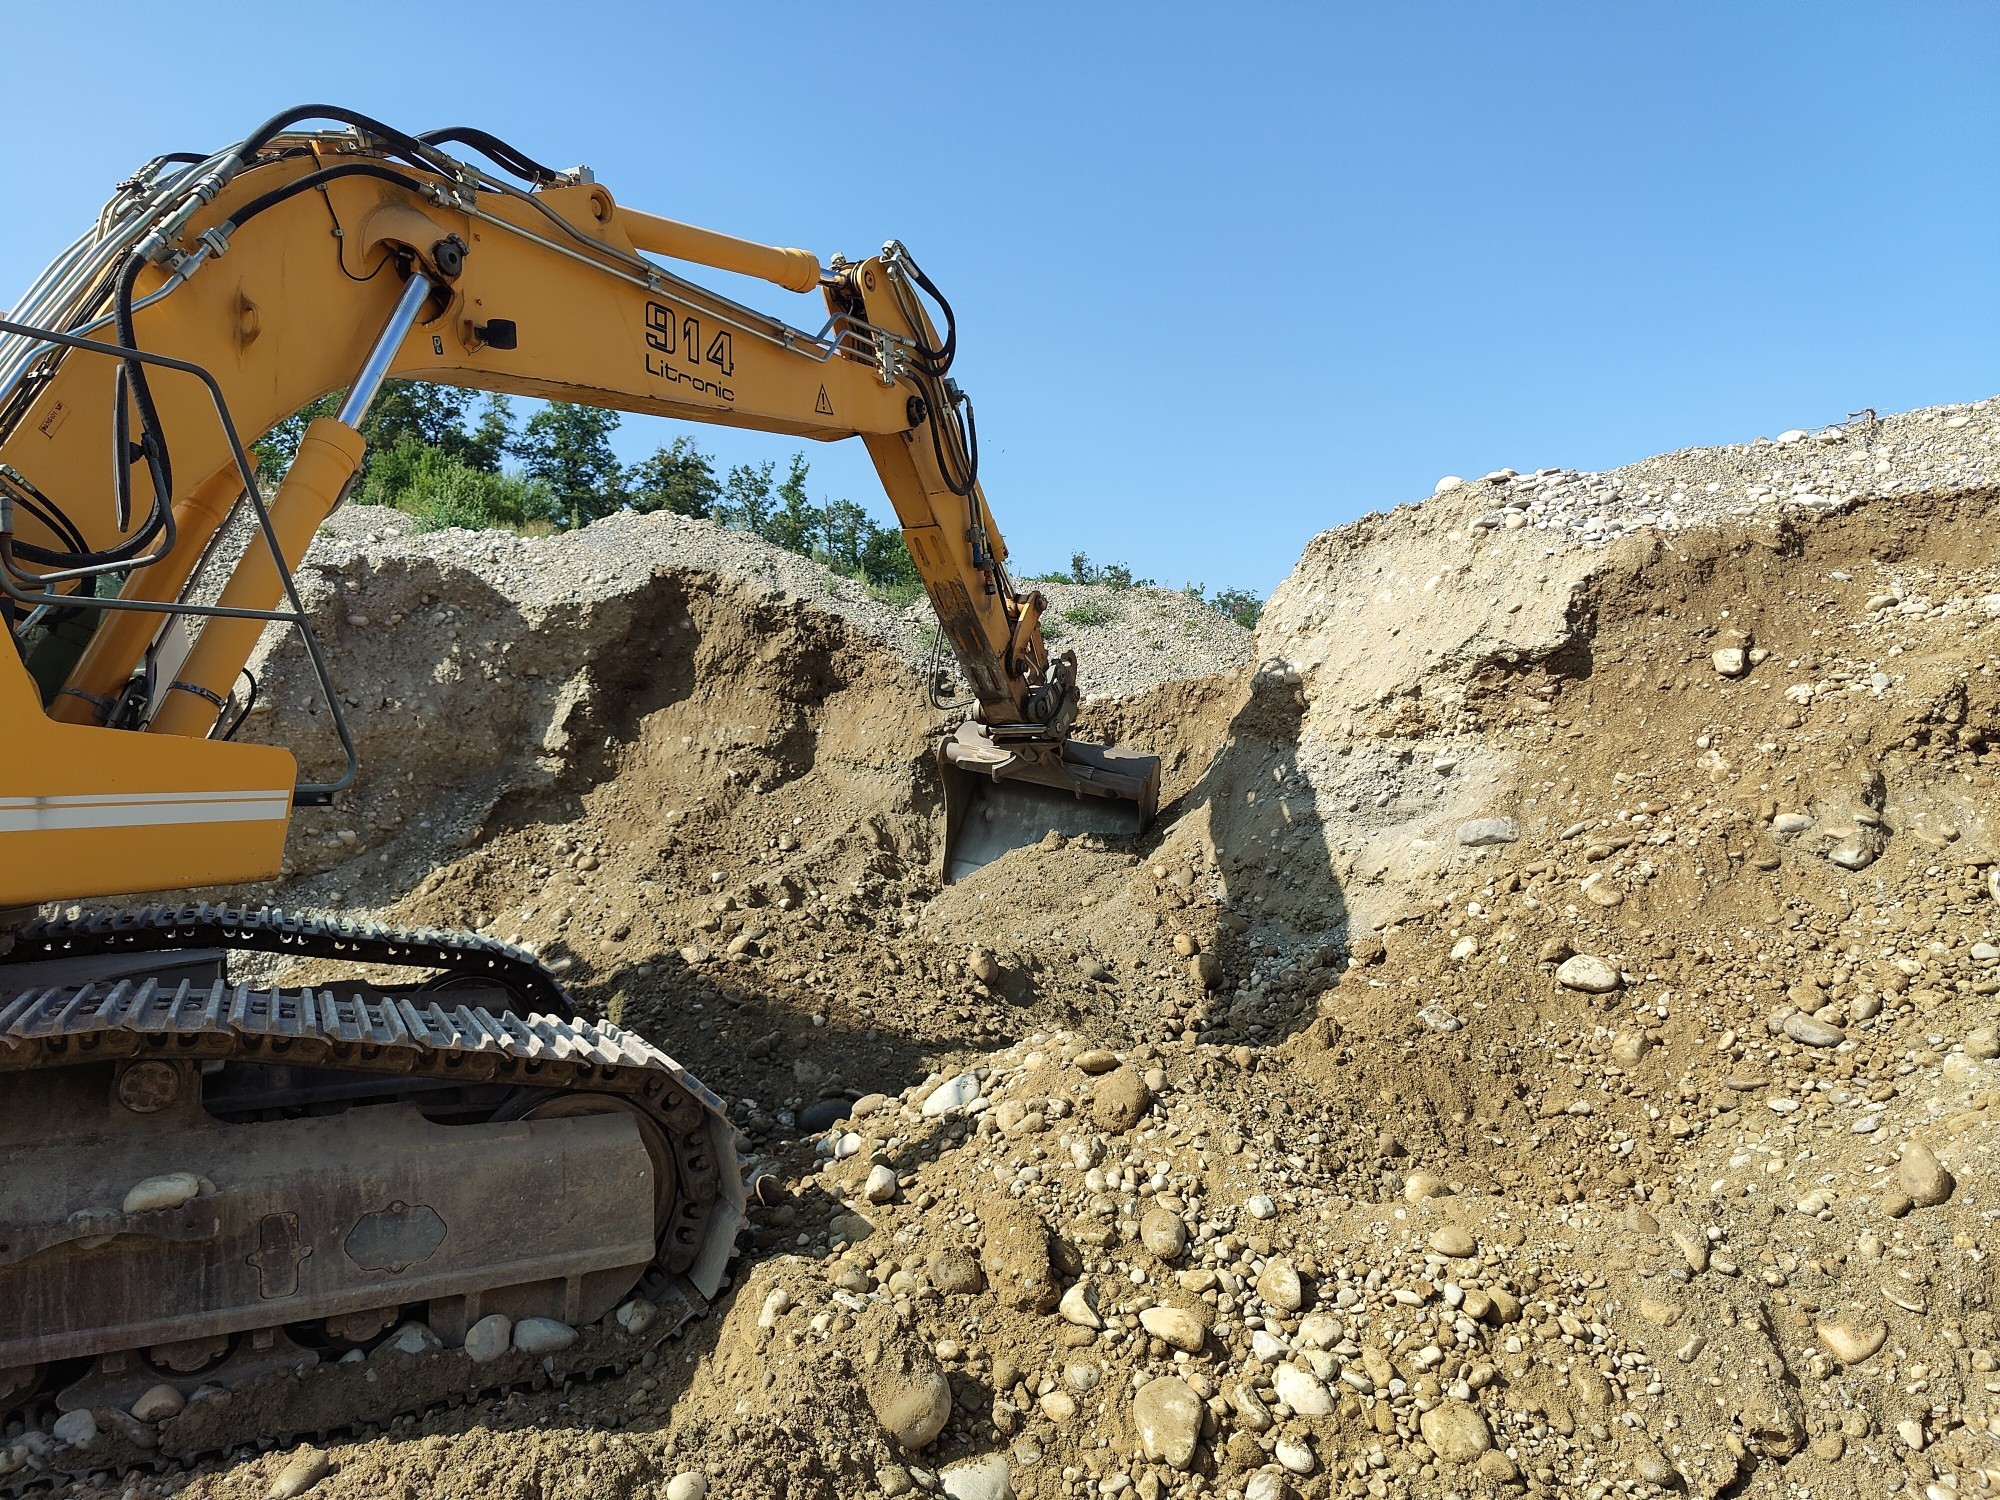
0, 110, 1157, 903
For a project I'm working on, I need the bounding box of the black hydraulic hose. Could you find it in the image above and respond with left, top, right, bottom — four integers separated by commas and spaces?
220, 161, 433, 235
110, 252, 174, 553
8, 483, 91, 560
234, 105, 437, 172
416, 126, 559, 184
221, 668, 258, 740
112, 362, 133, 530
898, 250, 957, 373
913, 365, 979, 497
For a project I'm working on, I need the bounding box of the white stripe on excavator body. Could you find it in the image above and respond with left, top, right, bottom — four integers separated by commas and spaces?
0, 790, 291, 833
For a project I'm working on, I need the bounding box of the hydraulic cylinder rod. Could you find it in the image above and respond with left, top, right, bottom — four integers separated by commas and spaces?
618, 208, 820, 294
147, 273, 431, 738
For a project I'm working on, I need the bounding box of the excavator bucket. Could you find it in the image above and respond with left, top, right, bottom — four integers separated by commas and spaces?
939, 721, 1161, 882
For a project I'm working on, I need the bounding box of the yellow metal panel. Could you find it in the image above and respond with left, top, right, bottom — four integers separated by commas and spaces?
0, 648, 294, 905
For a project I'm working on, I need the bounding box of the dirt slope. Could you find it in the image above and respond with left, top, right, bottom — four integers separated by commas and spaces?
22, 399, 2000, 1500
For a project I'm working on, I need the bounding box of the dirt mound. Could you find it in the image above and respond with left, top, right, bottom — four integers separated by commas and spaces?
41, 401, 2000, 1500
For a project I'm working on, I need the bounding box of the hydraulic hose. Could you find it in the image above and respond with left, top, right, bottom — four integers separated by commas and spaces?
233, 105, 438, 173
220, 161, 433, 236
416, 126, 560, 185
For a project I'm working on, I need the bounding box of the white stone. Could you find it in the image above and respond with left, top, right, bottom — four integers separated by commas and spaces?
1132, 1376, 1203, 1470
1256, 1258, 1303, 1312
384, 1321, 442, 1356
666, 1474, 709, 1500
1231, 1383, 1274, 1432
131, 1383, 184, 1423
1784, 1013, 1845, 1048
615, 1298, 658, 1337
267, 1445, 332, 1499
1434, 476, 1465, 496
1711, 647, 1747, 677
512, 1316, 578, 1355
922, 1073, 981, 1117
1273, 1363, 1334, 1416
1455, 817, 1518, 847
1554, 954, 1621, 993
1138, 1305, 1206, 1352
1245, 1193, 1277, 1220
1297, 1312, 1342, 1349
52, 1409, 97, 1448
463, 1313, 512, 1363
1419, 1400, 1493, 1462
1402, 1171, 1448, 1202
1057, 1281, 1102, 1330
1816, 1320, 1886, 1364
122, 1171, 203, 1215
864, 1164, 900, 1203
940, 1453, 1014, 1500
1275, 1437, 1316, 1476
758, 1287, 791, 1329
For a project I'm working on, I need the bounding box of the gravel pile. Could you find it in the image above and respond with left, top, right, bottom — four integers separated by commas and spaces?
307, 506, 1252, 703
1429, 393, 1999, 550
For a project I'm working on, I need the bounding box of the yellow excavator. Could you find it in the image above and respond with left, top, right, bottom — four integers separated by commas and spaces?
0, 106, 1157, 1477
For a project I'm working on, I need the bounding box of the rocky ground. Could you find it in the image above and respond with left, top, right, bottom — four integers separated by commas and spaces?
14, 396, 2000, 1500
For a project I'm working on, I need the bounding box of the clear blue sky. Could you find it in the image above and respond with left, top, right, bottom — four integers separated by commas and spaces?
5, 4, 1995, 596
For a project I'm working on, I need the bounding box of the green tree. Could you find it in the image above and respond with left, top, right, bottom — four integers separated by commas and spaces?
459, 395, 515, 473
1210, 587, 1262, 628
764, 454, 818, 553
818, 498, 871, 574
516, 402, 625, 528
363, 381, 475, 455
722, 459, 777, 536
355, 439, 549, 531
859, 523, 920, 593
628, 435, 721, 518
254, 383, 514, 481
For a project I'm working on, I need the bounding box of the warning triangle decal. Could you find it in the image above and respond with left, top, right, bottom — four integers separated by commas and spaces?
815, 385, 834, 416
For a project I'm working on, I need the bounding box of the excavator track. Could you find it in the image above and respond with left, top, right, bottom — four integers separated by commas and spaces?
0, 907, 745, 1490
5, 903, 573, 1012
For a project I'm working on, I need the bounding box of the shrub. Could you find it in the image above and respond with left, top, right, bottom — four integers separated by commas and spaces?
1209, 588, 1262, 629
358, 439, 551, 531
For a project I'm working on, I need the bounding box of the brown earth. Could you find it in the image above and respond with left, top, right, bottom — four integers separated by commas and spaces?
28, 469, 2000, 1500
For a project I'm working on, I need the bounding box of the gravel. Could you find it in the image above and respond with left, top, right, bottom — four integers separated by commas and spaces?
306, 505, 1252, 704
1445, 393, 2000, 550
